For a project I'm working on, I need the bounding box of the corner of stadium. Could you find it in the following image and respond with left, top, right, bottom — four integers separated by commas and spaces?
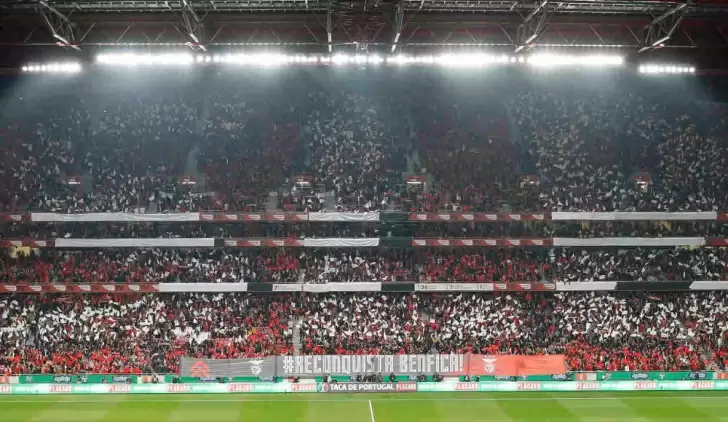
1, 0, 728, 421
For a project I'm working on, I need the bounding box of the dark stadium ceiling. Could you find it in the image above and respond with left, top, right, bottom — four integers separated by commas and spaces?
1, 0, 728, 68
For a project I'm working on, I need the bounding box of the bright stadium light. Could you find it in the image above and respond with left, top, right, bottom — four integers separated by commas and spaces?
638, 63, 696, 75
22, 62, 83, 74
96, 53, 194, 66
527, 54, 624, 68
332, 54, 349, 65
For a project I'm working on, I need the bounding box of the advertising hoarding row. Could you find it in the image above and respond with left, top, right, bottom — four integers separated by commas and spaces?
2, 380, 728, 395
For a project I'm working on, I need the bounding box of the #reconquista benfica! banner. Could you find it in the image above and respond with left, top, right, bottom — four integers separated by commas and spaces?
2, 380, 728, 395
180, 355, 567, 378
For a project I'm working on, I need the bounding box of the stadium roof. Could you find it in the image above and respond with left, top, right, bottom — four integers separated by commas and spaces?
1, 0, 728, 69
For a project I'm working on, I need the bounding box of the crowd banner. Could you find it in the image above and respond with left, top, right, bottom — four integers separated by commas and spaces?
301, 283, 382, 293
465, 355, 566, 377
554, 282, 618, 291
55, 238, 216, 248
302, 238, 380, 248
413, 283, 558, 292
29, 212, 201, 223
308, 212, 379, 222
180, 357, 277, 379
553, 237, 705, 247
158, 283, 248, 293
408, 213, 547, 222
551, 212, 717, 221
6, 236, 728, 249
13, 211, 728, 223
277, 355, 467, 377
2, 281, 728, 294
200, 213, 309, 222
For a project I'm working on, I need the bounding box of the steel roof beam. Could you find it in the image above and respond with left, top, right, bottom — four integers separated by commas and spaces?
639, 1, 690, 52
515, 0, 551, 52
37, 0, 81, 50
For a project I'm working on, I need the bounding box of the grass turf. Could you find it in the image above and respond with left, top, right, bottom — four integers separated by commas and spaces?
2, 391, 728, 422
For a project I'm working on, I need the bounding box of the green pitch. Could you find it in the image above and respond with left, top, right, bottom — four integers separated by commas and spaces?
2, 391, 728, 422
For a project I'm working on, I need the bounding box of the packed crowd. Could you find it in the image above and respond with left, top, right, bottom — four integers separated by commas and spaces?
3, 247, 728, 283
1, 292, 727, 374
510, 91, 728, 211
291, 91, 407, 212
0, 294, 292, 374
2, 76, 727, 214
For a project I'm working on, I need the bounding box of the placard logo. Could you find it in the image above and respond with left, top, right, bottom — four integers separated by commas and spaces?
482, 357, 498, 374
190, 361, 210, 378
248, 360, 265, 376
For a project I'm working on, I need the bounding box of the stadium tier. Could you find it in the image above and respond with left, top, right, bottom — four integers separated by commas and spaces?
2, 60, 728, 422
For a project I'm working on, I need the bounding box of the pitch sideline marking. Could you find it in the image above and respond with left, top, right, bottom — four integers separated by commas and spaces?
2, 395, 728, 404
368, 399, 376, 422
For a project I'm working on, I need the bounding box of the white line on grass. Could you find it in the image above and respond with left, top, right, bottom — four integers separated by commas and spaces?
368, 399, 376, 422
2, 395, 728, 404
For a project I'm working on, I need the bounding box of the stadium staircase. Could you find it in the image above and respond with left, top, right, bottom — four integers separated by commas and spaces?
291, 316, 304, 356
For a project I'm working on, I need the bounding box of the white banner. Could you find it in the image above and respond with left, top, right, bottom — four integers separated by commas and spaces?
55, 238, 216, 248
554, 282, 618, 291
302, 238, 380, 248
552, 212, 717, 221
302, 283, 382, 292
308, 212, 379, 222
158, 283, 248, 293
414, 283, 495, 292
553, 237, 705, 247
31, 213, 201, 222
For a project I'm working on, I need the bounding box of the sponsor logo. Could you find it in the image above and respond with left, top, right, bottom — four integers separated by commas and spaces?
551, 374, 568, 381
689, 372, 708, 380
576, 382, 600, 390
292, 384, 318, 392
53, 375, 72, 383
395, 383, 417, 392
109, 385, 132, 393
190, 361, 211, 378
167, 384, 191, 393
455, 383, 478, 391
322, 383, 399, 393
516, 382, 541, 391
691, 381, 714, 390
229, 384, 254, 393
0, 385, 11, 394
482, 357, 498, 374
631, 372, 649, 380
112, 376, 132, 384
633, 381, 657, 390
50, 385, 72, 393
